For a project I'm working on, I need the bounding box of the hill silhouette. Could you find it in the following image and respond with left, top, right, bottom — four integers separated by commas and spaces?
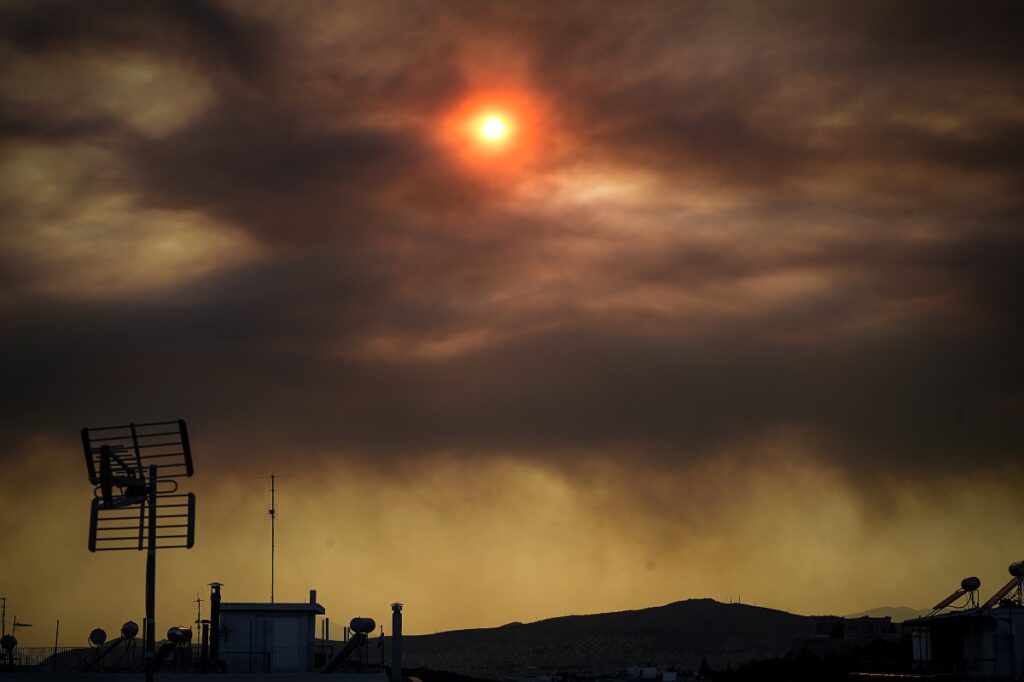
400, 599, 819, 677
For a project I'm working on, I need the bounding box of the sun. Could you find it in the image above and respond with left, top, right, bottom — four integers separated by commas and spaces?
479, 115, 509, 143
437, 90, 546, 168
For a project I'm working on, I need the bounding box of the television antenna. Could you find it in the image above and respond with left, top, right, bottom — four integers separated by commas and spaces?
194, 594, 203, 627
270, 474, 276, 604
256, 474, 287, 603
81, 419, 196, 682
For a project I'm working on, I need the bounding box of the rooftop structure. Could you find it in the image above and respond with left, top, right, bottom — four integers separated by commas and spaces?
219, 589, 325, 673
905, 560, 1024, 680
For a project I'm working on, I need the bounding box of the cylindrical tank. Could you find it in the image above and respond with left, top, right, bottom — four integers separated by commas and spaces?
121, 621, 139, 639
350, 617, 376, 634
167, 627, 192, 644
0, 635, 16, 652
961, 576, 981, 592
89, 629, 107, 647
1010, 561, 1024, 578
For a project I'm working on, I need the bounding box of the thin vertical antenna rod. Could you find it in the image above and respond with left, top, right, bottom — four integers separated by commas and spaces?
1, 597, 6, 637
145, 464, 157, 682
194, 594, 203, 626
270, 474, 276, 604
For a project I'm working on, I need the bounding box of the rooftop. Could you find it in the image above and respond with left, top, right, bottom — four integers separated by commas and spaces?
221, 601, 326, 614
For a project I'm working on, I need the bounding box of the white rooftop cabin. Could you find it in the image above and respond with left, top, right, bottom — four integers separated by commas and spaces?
219, 589, 326, 673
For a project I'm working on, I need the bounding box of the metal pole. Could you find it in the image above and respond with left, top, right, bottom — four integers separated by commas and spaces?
53, 620, 59, 672
270, 474, 276, 604
209, 583, 221, 664
145, 464, 157, 682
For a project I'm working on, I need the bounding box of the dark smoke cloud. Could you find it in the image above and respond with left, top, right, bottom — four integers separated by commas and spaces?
1, 0, 1022, 494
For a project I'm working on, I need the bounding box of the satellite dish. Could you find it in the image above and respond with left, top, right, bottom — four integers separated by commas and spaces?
0, 634, 16, 652
1010, 561, 1024, 578
961, 576, 981, 592
350, 617, 376, 634
89, 628, 107, 647
121, 621, 139, 639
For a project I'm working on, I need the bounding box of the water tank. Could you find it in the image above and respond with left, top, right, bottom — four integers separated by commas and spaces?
121, 621, 139, 639
961, 576, 981, 591
89, 629, 107, 647
0, 635, 16, 652
167, 627, 192, 644
1010, 561, 1024, 578
350, 617, 376, 634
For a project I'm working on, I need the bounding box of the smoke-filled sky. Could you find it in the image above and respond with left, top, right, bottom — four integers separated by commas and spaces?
2, 0, 1023, 647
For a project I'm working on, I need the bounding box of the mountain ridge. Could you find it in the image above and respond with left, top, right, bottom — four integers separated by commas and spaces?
399, 598, 824, 677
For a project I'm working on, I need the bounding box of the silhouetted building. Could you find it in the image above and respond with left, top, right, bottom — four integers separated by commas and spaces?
219, 589, 325, 673
906, 607, 1024, 679
813, 615, 896, 639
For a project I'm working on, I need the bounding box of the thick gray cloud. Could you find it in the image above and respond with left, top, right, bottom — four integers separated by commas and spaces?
1, 0, 1022, 490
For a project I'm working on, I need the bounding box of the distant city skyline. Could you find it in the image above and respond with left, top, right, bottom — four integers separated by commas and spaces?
1, 1, 1022, 649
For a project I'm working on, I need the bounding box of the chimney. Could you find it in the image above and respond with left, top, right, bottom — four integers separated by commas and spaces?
310, 589, 317, 605
200, 621, 210, 673
209, 583, 222, 663
391, 603, 403, 682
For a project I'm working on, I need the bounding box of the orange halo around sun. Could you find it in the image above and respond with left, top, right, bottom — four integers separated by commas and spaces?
438, 89, 546, 171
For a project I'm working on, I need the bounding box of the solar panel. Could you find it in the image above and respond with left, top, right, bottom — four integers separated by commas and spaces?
982, 577, 1020, 609
932, 588, 966, 611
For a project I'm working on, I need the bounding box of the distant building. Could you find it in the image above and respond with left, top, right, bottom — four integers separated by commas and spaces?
813, 615, 897, 639
219, 589, 325, 673
626, 666, 659, 680
791, 615, 898, 657
625, 666, 678, 681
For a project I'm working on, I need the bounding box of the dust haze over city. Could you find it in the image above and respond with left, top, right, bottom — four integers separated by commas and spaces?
1, 0, 1023, 655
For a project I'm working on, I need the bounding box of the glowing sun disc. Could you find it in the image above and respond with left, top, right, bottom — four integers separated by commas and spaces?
480, 116, 508, 141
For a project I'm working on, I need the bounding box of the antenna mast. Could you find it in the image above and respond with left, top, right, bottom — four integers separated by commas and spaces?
1, 597, 6, 637
269, 474, 276, 604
